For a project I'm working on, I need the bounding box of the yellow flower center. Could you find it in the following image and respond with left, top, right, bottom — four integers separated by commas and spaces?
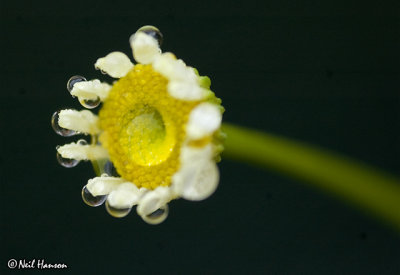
99, 64, 199, 189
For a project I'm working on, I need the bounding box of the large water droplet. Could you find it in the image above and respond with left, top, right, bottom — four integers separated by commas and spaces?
104, 161, 120, 177
143, 205, 169, 225
105, 201, 132, 218
136, 25, 163, 46
67, 75, 86, 92
51, 111, 77, 136
56, 149, 80, 168
82, 185, 107, 207
79, 96, 101, 109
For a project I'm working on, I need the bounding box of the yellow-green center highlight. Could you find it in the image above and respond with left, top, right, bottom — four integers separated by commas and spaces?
121, 105, 175, 166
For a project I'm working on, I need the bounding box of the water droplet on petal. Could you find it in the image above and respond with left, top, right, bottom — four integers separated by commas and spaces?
143, 205, 169, 225
105, 201, 132, 218
82, 185, 107, 207
104, 161, 120, 177
67, 75, 86, 92
137, 25, 163, 46
51, 111, 77, 136
77, 139, 88, 146
79, 96, 101, 109
56, 150, 80, 168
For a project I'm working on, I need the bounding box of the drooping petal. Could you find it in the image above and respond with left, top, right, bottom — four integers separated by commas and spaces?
58, 109, 100, 134
95, 51, 134, 78
57, 142, 109, 160
136, 186, 171, 216
86, 176, 126, 196
186, 103, 222, 140
130, 32, 161, 64
173, 160, 219, 201
70, 79, 112, 101
107, 182, 143, 209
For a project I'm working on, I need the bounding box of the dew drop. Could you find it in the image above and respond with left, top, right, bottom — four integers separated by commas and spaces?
82, 185, 107, 207
51, 111, 77, 136
67, 75, 86, 92
79, 96, 101, 109
136, 25, 163, 46
143, 205, 169, 225
56, 150, 80, 168
105, 201, 132, 218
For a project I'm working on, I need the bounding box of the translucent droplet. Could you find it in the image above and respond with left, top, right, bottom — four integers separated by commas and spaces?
143, 205, 169, 225
51, 111, 77, 136
104, 161, 120, 177
105, 201, 132, 218
82, 185, 107, 207
56, 150, 80, 168
77, 139, 88, 146
79, 96, 101, 109
67, 75, 86, 92
137, 25, 163, 46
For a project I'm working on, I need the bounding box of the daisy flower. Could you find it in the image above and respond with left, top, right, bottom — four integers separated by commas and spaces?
50, 26, 400, 231
52, 26, 224, 224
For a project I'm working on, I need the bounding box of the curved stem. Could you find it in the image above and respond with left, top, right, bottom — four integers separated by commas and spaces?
221, 123, 400, 232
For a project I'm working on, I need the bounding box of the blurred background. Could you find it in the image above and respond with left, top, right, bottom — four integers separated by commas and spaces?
1, 0, 399, 274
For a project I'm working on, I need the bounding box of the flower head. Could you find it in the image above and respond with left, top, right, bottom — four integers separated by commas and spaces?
52, 26, 224, 224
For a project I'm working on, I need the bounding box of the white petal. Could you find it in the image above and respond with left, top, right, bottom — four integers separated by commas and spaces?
107, 182, 142, 209
186, 103, 222, 139
152, 53, 205, 100
57, 142, 108, 160
136, 187, 171, 216
153, 53, 197, 83
86, 176, 125, 196
167, 81, 205, 101
152, 53, 177, 77
173, 160, 219, 201
70, 79, 111, 101
95, 51, 134, 78
58, 109, 100, 134
180, 144, 213, 163
130, 32, 161, 64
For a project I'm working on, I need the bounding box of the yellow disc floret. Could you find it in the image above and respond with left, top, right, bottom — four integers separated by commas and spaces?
99, 64, 199, 189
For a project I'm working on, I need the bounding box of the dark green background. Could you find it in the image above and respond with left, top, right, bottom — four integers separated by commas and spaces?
1, 0, 399, 274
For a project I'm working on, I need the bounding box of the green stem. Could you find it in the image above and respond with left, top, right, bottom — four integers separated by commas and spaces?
221, 123, 400, 232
